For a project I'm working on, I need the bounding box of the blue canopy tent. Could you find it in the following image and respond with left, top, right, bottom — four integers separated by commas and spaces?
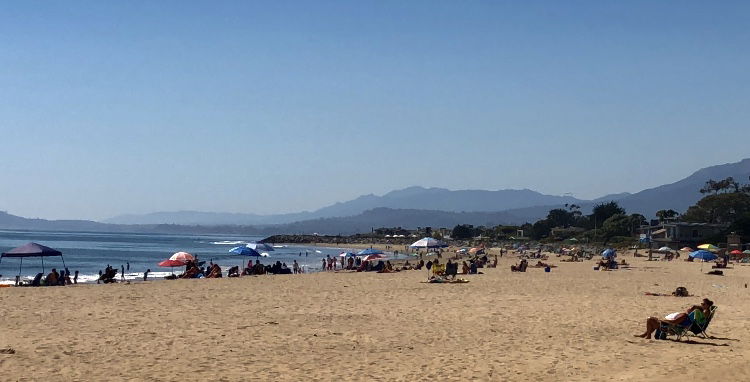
0, 242, 66, 279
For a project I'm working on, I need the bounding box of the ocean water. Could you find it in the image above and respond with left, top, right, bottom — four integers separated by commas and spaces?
0, 230, 363, 285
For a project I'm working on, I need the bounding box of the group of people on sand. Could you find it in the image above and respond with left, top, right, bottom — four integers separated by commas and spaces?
16, 267, 79, 287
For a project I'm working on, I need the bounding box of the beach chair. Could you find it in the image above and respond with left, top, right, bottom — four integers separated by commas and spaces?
686, 306, 718, 339
660, 307, 717, 341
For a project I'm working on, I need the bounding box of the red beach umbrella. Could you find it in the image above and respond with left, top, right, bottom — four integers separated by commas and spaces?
158, 259, 186, 276
362, 254, 386, 262
169, 252, 195, 262
158, 259, 186, 267
730, 250, 743, 255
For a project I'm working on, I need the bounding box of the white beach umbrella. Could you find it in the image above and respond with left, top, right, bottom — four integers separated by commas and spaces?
247, 242, 274, 252
409, 237, 448, 249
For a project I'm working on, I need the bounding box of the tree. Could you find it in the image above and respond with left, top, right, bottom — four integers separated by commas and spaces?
589, 201, 626, 229
628, 213, 647, 235
600, 213, 631, 243
547, 208, 574, 228
451, 224, 475, 240
530, 219, 552, 240
655, 209, 679, 222
682, 193, 750, 224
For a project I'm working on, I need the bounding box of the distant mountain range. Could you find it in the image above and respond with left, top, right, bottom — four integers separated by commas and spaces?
3, 158, 750, 235
104, 187, 587, 225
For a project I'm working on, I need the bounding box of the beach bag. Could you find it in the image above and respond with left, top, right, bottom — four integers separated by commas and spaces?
673, 287, 689, 297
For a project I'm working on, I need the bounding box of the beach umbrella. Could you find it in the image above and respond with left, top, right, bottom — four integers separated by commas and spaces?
247, 242, 274, 252
339, 252, 356, 257
358, 248, 384, 256
601, 248, 616, 258
730, 250, 743, 255
409, 237, 448, 249
744, 250, 750, 255
158, 259, 186, 275
362, 254, 386, 262
158, 259, 185, 267
229, 246, 261, 257
689, 250, 718, 261
658, 246, 673, 252
469, 247, 485, 255
680, 247, 694, 252
170, 252, 195, 262
697, 244, 719, 251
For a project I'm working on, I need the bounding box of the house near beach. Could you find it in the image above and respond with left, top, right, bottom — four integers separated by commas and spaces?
638, 222, 728, 248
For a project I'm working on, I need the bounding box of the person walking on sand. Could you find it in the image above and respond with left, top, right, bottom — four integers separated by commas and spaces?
144, 269, 150, 281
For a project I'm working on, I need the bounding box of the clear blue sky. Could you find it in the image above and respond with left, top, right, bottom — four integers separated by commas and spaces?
2, 1, 749, 220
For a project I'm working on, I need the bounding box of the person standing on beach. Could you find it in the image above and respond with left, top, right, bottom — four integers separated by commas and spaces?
293, 260, 299, 274
144, 269, 150, 281
73, 271, 79, 284
126, 261, 130, 271
121, 265, 125, 281
321, 258, 326, 271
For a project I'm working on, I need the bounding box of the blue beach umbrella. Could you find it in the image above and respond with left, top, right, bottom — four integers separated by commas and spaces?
689, 250, 718, 262
601, 248, 616, 258
229, 246, 262, 257
358, 248, 384, 256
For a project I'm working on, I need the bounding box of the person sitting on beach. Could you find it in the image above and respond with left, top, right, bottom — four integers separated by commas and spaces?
356, 260, 369, 272
634, 298, 713, 339
378, 261, 394, 273
206, 263, 222, 278
44, 269, 59, 286
511, 259, 528, 272
227, 266, 240, 277
461, 261, 470, 274
180, 265, 200, 279
401, 260, 413, 270
487, 255, 498, 268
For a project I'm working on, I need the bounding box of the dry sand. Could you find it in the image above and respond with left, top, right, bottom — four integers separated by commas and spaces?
2, 251, 750, 381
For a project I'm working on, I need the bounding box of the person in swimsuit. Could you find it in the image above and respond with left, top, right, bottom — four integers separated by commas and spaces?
634, 298, 713, 339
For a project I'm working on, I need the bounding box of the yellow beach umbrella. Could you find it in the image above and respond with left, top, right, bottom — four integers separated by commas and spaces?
697, 244, 719, 252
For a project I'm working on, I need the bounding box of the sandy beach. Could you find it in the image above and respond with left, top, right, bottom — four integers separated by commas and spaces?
2, 250, 749, 381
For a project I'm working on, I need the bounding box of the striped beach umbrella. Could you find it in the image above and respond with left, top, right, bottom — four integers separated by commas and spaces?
169, 252, 195, 262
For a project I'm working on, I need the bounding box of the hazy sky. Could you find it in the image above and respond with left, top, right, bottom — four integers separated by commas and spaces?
2, 1, 749, 220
